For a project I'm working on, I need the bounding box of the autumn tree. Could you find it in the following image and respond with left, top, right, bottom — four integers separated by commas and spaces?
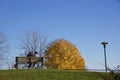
19, 31, 48, 56
44, 39, 85, 69
0, 32, 9, 64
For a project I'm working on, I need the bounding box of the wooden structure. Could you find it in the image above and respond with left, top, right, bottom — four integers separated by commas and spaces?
16, 57, 43, 69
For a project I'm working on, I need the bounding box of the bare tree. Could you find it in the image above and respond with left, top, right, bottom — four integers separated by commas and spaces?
6, 58, 15, 69
0, 32, 9, 64
19, 31, 48, 56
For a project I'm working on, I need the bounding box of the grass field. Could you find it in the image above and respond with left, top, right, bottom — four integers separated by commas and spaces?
0, 69, 107, 80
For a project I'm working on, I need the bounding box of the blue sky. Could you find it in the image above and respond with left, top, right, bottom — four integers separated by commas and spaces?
0, 0, 120, 69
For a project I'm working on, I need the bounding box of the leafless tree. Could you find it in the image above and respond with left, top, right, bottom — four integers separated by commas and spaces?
0, 32, 9, 64
19, 31, 48, 56
6, 58, 15, 69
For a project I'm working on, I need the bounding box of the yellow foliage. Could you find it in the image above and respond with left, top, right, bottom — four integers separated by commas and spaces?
44, 39, 85, 69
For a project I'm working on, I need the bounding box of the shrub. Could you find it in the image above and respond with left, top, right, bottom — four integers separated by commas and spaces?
103, 71, 120, 80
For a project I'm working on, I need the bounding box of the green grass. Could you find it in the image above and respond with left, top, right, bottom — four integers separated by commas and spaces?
0, 69, 106, 80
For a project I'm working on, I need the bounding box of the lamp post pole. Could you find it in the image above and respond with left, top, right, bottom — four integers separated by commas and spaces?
101, 41, 108, 72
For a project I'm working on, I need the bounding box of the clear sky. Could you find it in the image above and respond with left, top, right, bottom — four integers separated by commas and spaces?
0, 0, 120, 69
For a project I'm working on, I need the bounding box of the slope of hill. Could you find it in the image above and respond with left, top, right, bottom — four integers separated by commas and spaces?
0, 69, 106, 80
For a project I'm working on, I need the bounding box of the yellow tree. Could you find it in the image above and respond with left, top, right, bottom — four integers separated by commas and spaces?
44, 39, 85, 69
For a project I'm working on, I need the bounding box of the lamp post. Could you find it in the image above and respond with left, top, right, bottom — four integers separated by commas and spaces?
101, 41, 108, 72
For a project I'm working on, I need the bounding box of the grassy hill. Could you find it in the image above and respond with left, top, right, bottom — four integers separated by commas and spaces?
0, 69, 107, 80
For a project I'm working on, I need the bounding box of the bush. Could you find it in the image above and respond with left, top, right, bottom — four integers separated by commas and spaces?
103, 71, 120, 80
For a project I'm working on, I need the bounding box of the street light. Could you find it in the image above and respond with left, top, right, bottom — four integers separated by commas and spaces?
101, 41, 108, 72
